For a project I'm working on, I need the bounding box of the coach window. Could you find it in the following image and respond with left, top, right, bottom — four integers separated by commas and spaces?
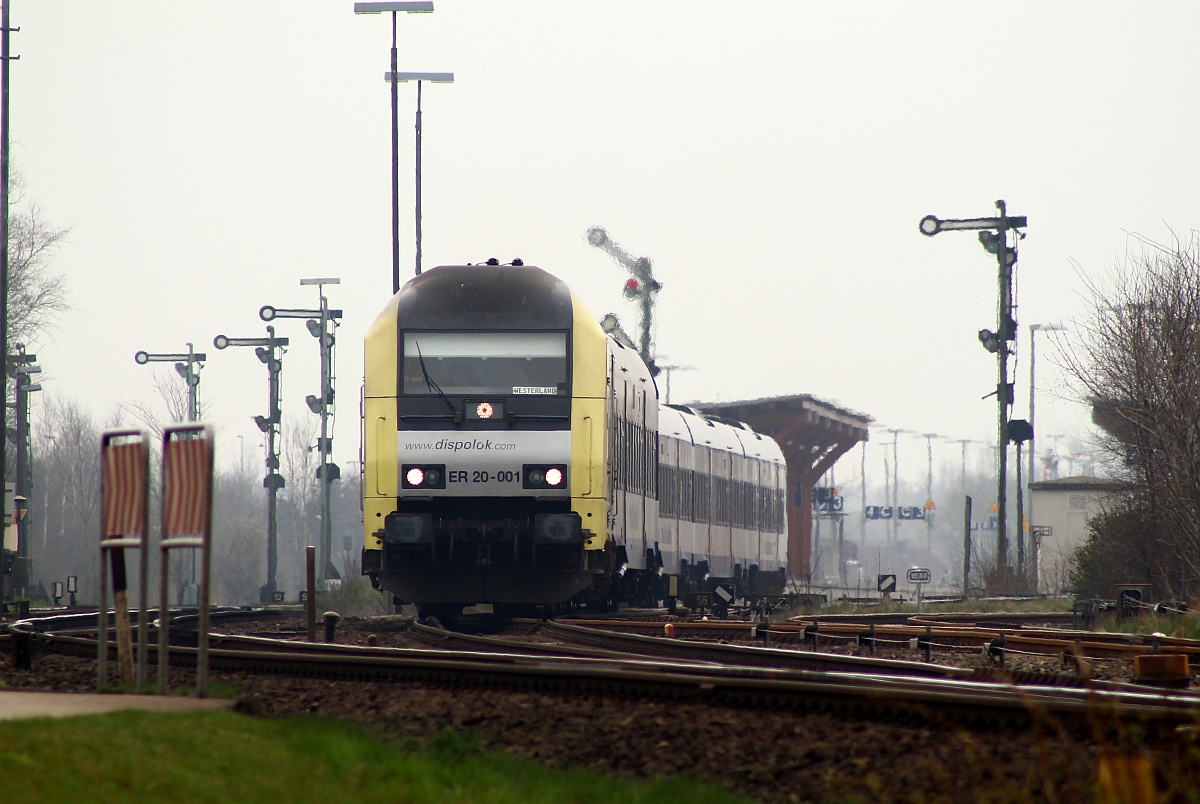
401, 332, 568, 396
685, 470, 695, 522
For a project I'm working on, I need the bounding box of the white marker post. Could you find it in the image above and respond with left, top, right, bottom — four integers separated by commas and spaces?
907, 567, 931, 613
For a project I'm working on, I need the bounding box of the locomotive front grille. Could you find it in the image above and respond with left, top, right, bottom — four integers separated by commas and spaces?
382, 506, 582, 571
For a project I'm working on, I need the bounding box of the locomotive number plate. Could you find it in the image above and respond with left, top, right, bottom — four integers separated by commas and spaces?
447, 469, 521, 484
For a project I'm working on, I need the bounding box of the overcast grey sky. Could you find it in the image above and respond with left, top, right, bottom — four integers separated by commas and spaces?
11, 2, 1199, 487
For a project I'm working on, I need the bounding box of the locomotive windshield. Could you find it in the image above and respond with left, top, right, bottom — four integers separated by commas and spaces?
402, 332, 569, 396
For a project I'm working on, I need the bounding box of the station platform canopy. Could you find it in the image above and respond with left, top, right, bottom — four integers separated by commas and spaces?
698, 394, 871, 581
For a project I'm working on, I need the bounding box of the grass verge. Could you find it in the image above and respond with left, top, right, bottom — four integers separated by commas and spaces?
0, 710, 747, 804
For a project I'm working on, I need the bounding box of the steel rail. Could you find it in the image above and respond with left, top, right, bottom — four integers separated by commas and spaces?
410, 620, 1186, 697
544, 619, 974, 679
10, 613, 1200, 732
74, 632, 1200, 726
760, 619, 1200, 662
405, 621, 653, 661
548, 619, 1200, 694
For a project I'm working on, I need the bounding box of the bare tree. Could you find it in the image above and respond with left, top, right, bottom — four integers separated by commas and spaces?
331, 466, 363, 581
8, 174, 69, 349
121, 370, 193, 438
31, 397, 102, 601
279, 417, 319, 594
211, 462, 266, 605
1059, 232, 1200, 598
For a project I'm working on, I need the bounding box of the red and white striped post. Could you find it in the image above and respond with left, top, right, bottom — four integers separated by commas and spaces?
98, 430, 151, 691
157, 423, 214, 696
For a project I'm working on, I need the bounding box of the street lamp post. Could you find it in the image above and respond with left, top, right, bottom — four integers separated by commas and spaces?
213, 328, 289, 602
921, 433, 941, 552
885, 428, 908, 546
859, 441, 867, 550
386, 71, 454, 276
1028, 322, 1066, 593
134, 343, 206, 604
354, 1, 436, 293
954, 438, 978, 593
261, 279, 343, 584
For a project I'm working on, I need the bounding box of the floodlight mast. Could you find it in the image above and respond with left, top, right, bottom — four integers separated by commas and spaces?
586, 226, 661, 371
383, 73, 455, 277
354, 2, 437, 291
919, 200, 1028, 590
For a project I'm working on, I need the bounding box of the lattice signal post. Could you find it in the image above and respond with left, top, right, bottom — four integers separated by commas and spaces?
134, 344, 206, 422
261, 278, 342, 584
134, 343, 206, 603
213, 328, 289, 602
7, 345, 39, 596
919, 201, 1028, 584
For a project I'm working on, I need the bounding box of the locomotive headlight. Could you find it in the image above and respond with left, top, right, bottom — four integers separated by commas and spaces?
523, 464, 567, 490
402, 464, 447, 490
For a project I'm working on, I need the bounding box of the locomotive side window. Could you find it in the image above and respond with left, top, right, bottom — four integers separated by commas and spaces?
401, 332, 568, 396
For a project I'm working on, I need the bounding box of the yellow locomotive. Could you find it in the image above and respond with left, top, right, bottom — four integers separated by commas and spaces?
361, 262, 787, 616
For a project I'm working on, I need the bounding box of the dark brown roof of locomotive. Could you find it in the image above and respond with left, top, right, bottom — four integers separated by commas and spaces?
396, 264, 574, 330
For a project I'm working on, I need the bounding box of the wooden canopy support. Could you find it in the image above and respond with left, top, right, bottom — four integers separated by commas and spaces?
698, 394, 870, 581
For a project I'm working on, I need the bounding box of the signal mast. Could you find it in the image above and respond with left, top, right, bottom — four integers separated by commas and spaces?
586, 227, 661, 374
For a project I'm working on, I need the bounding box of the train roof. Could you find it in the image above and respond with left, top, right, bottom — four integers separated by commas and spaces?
396, 263, 573, 329
659, 404, 785, 464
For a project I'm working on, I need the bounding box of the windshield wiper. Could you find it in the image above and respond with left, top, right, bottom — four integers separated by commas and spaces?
413, 341, 459, 421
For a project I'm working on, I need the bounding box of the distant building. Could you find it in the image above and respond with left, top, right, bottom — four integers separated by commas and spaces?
1030, 476, 1127, 595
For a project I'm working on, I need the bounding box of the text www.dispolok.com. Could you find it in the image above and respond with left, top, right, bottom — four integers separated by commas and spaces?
402, 439, 518, 452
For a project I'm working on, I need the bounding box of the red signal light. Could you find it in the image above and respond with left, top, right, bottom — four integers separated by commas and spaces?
625, 278, 639, 291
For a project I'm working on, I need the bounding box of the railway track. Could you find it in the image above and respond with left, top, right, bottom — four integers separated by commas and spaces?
566, 612, 1200, 667
9, 609, 1200, 739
